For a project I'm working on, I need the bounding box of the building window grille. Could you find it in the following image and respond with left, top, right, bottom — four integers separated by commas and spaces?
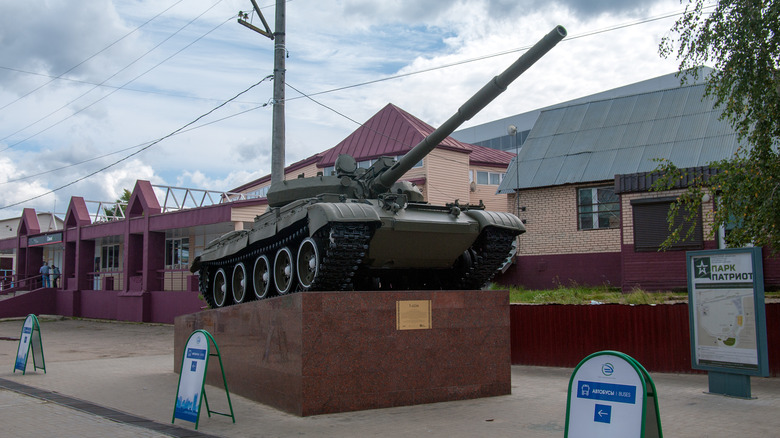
477, 171, 504, 185
101, 244, 121, 270
578, 186, 619, 230
165, 237, 190, 269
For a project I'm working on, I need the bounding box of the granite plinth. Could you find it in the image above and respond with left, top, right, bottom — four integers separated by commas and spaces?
173, 290, 510, 416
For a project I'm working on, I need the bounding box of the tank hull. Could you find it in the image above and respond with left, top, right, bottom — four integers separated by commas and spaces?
192, 198, 524, 307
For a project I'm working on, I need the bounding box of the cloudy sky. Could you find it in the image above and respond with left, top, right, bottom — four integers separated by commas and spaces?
0, 0, 696, 219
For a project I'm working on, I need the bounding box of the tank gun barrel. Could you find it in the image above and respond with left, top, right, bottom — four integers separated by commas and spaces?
371, 25, 567, 194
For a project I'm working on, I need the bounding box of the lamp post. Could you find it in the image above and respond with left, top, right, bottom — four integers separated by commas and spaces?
508, 125, 520, 216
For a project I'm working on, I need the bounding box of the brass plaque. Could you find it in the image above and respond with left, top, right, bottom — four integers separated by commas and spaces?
396, 300, 432, 330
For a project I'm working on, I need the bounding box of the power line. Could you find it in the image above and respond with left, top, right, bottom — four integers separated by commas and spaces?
0, 65, 258, 105
0, 0, 227, 152
0, 0, 187, 113
279, 6, 707, 188
0, 76, 273, 211
2, 4, 709, 209
0, 100, 272, 185
285, 6, 704, 103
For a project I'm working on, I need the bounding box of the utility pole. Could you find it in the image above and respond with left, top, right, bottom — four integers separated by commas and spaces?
271, 0, 286, 185
238, 0, 285, 185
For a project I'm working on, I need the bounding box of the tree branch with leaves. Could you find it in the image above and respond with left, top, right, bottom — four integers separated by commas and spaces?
654, 0, 780, 250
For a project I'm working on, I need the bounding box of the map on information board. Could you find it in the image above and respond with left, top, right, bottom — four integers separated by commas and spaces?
688, 249, 767, 374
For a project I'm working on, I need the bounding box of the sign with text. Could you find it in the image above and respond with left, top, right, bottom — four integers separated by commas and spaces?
173, 331, 210, 424
396, 300, 432, 330
172, 329, 235, 429
565, 351, 662, 438
687, 247, 768, 376
27, 232, 63, 247
14, 314, 45, 374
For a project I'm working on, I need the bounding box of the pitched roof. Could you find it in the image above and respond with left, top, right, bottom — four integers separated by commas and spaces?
497, 82, 745, 193
232, 104, 514, 192
318, 104, 472, 166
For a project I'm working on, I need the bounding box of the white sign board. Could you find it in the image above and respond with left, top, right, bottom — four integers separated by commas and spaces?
687, 248, 768, 375
13, 316, 34, 372
173, 330, 210, 424
565, 351, 661, 438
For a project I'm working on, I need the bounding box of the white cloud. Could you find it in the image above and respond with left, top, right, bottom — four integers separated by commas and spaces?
0, 0, 688, 219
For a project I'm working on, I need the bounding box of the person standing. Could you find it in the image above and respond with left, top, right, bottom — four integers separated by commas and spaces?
51, 265, 60, 288
39, 261, 50, 288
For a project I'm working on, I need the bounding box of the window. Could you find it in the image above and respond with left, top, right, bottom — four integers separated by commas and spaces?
476, 171, 504, 185
101, 244, 120, 270
631, 197, 703, 251
578, 186, 619, 230
248, 186, 269, 198
165, 237, 190, 269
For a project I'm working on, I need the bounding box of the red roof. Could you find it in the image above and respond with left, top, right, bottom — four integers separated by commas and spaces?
231, 103, 514, 192
318, 104, 472, 166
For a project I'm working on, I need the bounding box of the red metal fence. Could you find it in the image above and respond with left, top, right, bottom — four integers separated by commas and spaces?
510, 303, 780, 376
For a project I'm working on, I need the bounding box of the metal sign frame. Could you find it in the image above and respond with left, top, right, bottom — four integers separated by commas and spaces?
13, 314, 46, 375
172, 329, 235, 429
686, 247, 769, 376
565, 350, 662, 438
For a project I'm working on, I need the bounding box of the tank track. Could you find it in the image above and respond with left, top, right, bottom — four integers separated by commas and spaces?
197, 222, 373, 307
310, 223, 372, 291
456, 227, 518, 289
196, 223, 514, 308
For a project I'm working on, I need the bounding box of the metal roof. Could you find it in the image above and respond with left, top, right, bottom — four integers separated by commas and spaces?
232, 104, 515, 193
452, 69, 711, 144
497, 82, 744, 194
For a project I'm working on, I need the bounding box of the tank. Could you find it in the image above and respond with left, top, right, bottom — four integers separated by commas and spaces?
191, 25, 567, 308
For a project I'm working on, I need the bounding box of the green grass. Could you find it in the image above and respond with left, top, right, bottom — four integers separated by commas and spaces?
495, 283, 688, 304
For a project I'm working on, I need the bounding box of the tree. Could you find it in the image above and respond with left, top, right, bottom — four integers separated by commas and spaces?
103, 189, 131, 220
653, 0, 780, 250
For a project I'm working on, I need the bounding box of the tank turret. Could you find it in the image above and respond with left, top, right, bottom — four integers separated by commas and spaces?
267, 25, 567, 207
193, 26, 566, 308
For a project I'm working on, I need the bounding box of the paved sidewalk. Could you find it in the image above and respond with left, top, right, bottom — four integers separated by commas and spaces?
1, 316, 779, 437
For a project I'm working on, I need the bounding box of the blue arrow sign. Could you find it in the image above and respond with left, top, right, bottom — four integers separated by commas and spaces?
594, 404, 612, 424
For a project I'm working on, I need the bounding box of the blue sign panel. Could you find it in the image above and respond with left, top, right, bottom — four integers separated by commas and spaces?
186, 348, 207, 360
594, 404, 612, 424
174, 332, 209, 424
14, 318, 34, 372
577, 380, 637, 404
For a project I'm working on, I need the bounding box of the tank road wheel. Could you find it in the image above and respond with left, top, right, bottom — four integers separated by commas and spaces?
213, 268, 229, 307
296, 237, 320, 290
274, 247, 295, 295
253, 255, 271, 299
232, 262, 248, 304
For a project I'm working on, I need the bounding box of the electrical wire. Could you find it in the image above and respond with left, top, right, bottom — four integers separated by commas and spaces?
0, 65, 258, 105
0, 0, 227, 151
285, 5, 715, 102
0, 76, 273, 210
0, 0, 187, 113
0, 99, 271, 186
1, 3, 711, 209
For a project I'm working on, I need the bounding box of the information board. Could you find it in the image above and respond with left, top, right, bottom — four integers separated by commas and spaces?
686, 247, 768, 376
13, 314, 45, 374
172, 329, 234, 429
173, 331, 210, 424
565, 351, 661, 438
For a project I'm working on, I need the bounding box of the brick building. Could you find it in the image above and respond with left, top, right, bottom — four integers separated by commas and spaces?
482, 73, 780, 291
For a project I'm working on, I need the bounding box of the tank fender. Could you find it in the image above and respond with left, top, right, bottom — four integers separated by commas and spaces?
199, 229, 250, 263
463, 210, 526, 235
307, 202, 382, 235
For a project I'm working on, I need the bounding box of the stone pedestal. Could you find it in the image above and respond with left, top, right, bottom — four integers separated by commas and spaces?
174, 290, 510, 416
